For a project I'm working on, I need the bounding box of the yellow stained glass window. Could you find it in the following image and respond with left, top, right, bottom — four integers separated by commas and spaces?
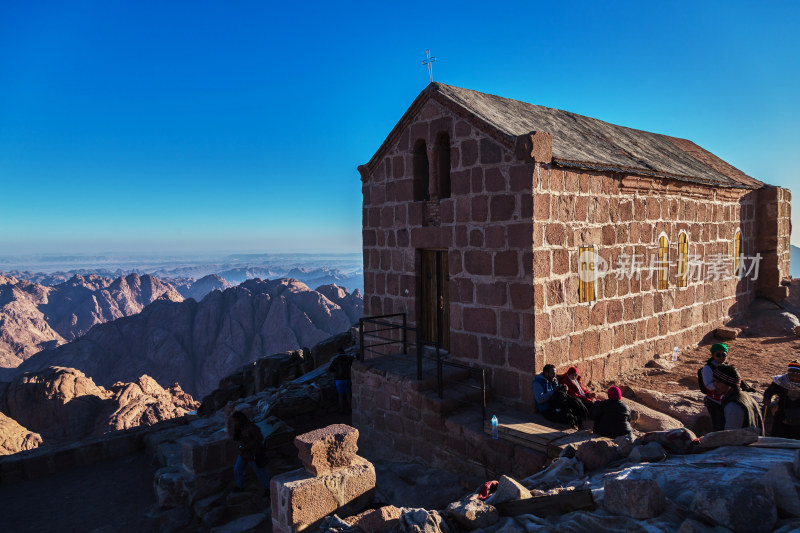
657, 235, 669, 289
579, 246, 596, 303
734, 230, 742, 274
677, 233, 688, 288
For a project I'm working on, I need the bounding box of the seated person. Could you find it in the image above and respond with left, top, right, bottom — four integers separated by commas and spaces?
713, 363, 763, 432
590, 386, 632, 439
533, 364, 588, 429
763, 360, 800, 439
558, 366, 596, 407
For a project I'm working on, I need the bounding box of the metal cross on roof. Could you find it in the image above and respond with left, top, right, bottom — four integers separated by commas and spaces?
422, 49, 436, 82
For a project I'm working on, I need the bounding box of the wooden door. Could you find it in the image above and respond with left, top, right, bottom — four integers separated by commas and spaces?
419, 250, 449, 350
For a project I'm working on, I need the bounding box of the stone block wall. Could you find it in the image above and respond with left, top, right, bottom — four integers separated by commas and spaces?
350, 360, 548, 480
360, 98, 535, 403
756, 185, 793, 300
532, 167, 762, 396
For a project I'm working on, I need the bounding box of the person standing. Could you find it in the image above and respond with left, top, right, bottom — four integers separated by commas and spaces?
229, 411, 270, 495
763, 360, 800, 439
328, 349, 354, 414
712, 363, 763, 432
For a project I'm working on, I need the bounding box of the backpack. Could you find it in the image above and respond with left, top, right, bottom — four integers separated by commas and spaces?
697, 367, 708, 395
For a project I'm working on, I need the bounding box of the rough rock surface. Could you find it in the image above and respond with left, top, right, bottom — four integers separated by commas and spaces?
715, 327, 740, 340
698, 427, 759, 449
575, 439, 618, 471
14, 278, 362, 398
344, 505, 402, 532
613, 434, 634, 457
629, 442, 667, 463
691, 476, 777, 533
2, 366, 111, 441
486, 475, 532, 505
396, 508, 449, 533
603, 478, 666, 519
625, 388, 711, 434
0, 410, 42, 454
621, 397, 684, 432
761, 462, 800, 517
0, 273, 182, 368
445, 495, 499, 529
0, 366, 197, 449
294, 424, 359, 476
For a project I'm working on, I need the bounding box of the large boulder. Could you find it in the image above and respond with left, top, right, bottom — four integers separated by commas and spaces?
2, 366, 111, 440
761, 462, 800, 517
691, 476, 777, 533
628, 442, 667, 463
0, 411, 42, 455
603, 478, 666, 519
575, 439, 618, 471
624, 388, 711, 434
621, 398, 684, 433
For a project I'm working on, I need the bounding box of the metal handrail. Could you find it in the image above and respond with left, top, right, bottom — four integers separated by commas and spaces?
359, 313, 489, 420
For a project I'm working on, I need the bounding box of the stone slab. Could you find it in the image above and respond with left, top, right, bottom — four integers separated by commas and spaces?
294, 424, 359, 476
271, 455, 375, 533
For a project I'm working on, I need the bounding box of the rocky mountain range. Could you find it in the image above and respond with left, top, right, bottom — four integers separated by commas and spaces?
0, 366, 197, 455
0, 273, 182, 368
10, 278, 363, 399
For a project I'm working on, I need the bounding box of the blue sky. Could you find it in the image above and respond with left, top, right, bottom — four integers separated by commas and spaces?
1, 1, 798, 254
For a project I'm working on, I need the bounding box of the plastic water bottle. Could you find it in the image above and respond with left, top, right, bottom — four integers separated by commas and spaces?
672, 346, 679, 362
491, 415, 498, 440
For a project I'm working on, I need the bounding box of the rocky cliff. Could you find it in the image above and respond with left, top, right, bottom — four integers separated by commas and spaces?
0, 273, 183, 368
12, 279, 362, 398
0, 366, 197, 454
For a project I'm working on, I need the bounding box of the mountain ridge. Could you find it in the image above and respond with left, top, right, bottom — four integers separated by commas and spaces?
11, 278, 362, 398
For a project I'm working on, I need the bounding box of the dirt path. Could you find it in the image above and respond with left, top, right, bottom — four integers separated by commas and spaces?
0, 452, 158, 533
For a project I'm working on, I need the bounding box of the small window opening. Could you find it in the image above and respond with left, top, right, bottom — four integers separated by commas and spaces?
434, 132, 451, 199
413, 139, 430, 201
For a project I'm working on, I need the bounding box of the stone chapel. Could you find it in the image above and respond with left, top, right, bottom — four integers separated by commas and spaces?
357, 82, 792, 407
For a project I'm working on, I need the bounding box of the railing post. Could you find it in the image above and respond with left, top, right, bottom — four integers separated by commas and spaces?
437, 344, 443, 399
358, 318, 364, 361
417, 341, 422, 381
402, 313, 407, 355
481, 370, 487, 422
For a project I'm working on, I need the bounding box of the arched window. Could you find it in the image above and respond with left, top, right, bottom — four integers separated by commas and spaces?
434, 132, 451, 199
578, 246, 596, 303
734, 229, 743, 275
657, 234, 669, 289
412, 139, 430, 201
677, 232, 688, 288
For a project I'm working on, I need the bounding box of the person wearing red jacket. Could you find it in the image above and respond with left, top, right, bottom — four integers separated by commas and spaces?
558, 366, 596, 408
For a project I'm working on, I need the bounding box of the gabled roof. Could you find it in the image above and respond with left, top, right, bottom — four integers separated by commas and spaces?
364, 83, 762, 189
